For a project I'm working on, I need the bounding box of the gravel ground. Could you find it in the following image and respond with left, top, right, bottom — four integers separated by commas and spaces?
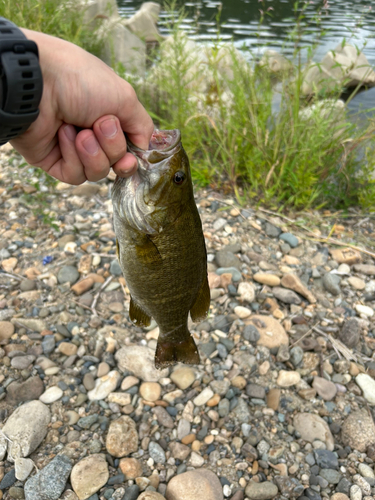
0, 144, 375, 500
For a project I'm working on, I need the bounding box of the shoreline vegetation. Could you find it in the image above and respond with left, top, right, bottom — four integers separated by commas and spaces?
1, 0, 375, 210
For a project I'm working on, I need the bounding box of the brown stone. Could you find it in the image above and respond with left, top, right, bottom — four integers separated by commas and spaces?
24, 267, 41, 279
106, 416, 138, 458
78, 255, 92, 274
181, 434, 196, 445
341, 409, 375, 452
266, 388, 281, 410
166, 469, 223, 500
253, 273, 280, 286
6, 376, 44, 404
2, 257, 18, 272
119, 457, 142, 479
0, 321, 15, 341
245, 315, 289, 349
71, 278, 94, 296
58, 342, 78, 356
206, 394, 220, 407
72, 183, 100, 197
280, 273, 316, 303
329, 247, 361, 265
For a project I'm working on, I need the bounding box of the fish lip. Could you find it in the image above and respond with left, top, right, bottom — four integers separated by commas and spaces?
126, 129, 181, 169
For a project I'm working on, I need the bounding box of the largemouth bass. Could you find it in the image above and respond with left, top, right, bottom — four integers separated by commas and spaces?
111, 129, 210, 368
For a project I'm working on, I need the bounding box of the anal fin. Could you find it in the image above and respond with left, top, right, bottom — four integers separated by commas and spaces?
155, 335, 200, 369
129, 297, 151, 328
190, 274, 210, 322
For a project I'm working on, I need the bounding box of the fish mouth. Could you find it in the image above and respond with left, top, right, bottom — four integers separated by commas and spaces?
127, 129, 181, 169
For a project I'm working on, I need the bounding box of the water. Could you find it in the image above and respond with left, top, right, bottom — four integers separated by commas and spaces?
117, 0, 375, 110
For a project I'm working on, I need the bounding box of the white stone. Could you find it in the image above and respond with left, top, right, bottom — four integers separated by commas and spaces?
277, 370, 301, 387
193, 387, 214, 406
234, 306, 251, 319
358, 463, 375, 479
15, 457, 34, 481
88, 370, 121, 401
355, 304, 374, 317
39, 386, 63, 404
336, 263, 351, 275
355, 373, 375, 404
115, 346, 169, 381
294, 413, 334, 451
237, 282, 256, 303
64, 242, 77, 254
2, 401, 51, 461
350, 484, 362, 500
71, 453, 109, 500
189, 451, 204, 467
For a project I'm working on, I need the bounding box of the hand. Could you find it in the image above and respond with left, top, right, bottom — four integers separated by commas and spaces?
10, 29, 154, 185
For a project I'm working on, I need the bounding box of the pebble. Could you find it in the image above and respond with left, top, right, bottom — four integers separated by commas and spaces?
355, 373, 375, 404
119, 458, 143, 479
355, 304, 374, 317
194, 387, 214, 406
2, 400, 51, 459
115, 346, 168, 382
312, 376, 338, 400
234, 305, 251, 319
57, 265, 79, 284
137, 493, 166, 500
70, 454, 109, 500
139, 382, 162, 402
170, 366, 195, 389
106, 416, 138, 457
348, 276, 366, 290
58, 342, 78, 356
339, 318, 361, 348
294, 413, 334, 450
341, 410, 375, 452
148, 441, 166, 464
15, 458, 34, 481
272, 287, 301, 305
323, 273, 341, 295
24, 455, 72, 500
253, 273, 280, 286
0, 321, 15, 340
245, 480, 278, 499
11, 355, 35, 370
277, 370, 301, 387
247, 315, 288, 348
358, 463, 375, 479
87, 370, 121, 400
237, 281, 256, 302
166, 469, 223, 500
39, 386, 63, 404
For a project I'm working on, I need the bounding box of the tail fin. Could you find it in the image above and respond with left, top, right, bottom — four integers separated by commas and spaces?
155, 334, 200, 369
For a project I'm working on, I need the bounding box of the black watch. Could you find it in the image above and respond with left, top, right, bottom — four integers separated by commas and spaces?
0, 17, 43, 145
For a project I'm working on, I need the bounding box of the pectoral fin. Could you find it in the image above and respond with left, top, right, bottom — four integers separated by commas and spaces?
190, 274, 210, 322
129, 297, 151, 327
136, 235, 162, 266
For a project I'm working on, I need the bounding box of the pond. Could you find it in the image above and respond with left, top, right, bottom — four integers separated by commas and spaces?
117, 0, 375, 112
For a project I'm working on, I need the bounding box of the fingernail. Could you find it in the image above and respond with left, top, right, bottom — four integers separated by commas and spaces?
100, 118, 117, 138
64, 124, 76, 141
82, 136, 99, 155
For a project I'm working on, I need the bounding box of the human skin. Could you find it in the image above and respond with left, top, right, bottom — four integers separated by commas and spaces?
9, 29, 154, 185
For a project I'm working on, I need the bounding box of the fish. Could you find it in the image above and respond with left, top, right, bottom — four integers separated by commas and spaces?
111, 129, 210, 368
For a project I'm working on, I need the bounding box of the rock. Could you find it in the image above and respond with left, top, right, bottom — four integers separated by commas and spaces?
341, 409, 375, 452
106, 416, 138, 457
246, 315, 288, 348
11, 355, 35, 370
348, 277, 366, 290
107, 392, 131, 406
358, 463, 375, 479
71, 278, 94, 295
280, 274, 316, 303
216, 267, 242, 282
170, 367, 195, 390
320, 469, 342, 484
237, 281, 256, 302
215, 250, 241, 269
245, 481, 278, 499
294, 413, 334, 451
355, 374, 375, 404
279, 233, 298, 247
148, 441, 166, 464
272, 287, 301, 305
71, 183, 100, 197
57, 265, 79, 285
169, 442, 191, 461
355, 304, 374, 317
266, 388, 281, 410
314, 449, 339, 469
234, 305, 251, 319
312, 376, 337, 401
115, 346, 169, 381
0, 321, 15, 340
339, 318, 361, 348
110, 259, 122, 276
166, 469, 223, 500
189, 451, 204, 467
331, 495, 349, 500
253, 273, 281, 287
323, 273, 341, 295
277, 370, 300, 387
302, 43, 375, 95
70, 454, 109, 500
2, 401, 51, 460
139, 382, 161, 401
274, 477, 304, 498
152, 406, 174, 429
2, 257, 18, 272
58, 342, 78, 356
137, 493, 165, 500
330, 248, 361, 265
194, 387, 214, 406
20, 279, 36, 291
13, 318, 47, 333
39, 386, 63, 404
15, 457, 34, 481
24, 455, 72, 500
87, 370, 121, 400
353, 264, 375, 275
119, 457, 142, 479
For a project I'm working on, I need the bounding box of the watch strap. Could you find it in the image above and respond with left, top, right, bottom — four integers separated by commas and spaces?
0, 17, 43, 145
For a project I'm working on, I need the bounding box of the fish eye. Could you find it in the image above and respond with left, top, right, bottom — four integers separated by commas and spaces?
173, 171, 186, 185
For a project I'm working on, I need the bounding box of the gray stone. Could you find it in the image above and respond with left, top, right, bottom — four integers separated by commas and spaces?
122, 484, 140, 500
0, 468, 16, 489
57, 265, 79, 285
246, 383, 266, 399
148, 441, 166, 464
115, 346, 168, 382
323, 273, 341, 295
319, 468, 341, 484
265, 223, 282, 238
245, 480, 278, 499
216, 250, 241, 269
290, 346, 304, 367
243, 324, 260, 343
24, 455, 72, 500
312, 376, 337, 401
152, 406, 174, 429
216, 267, 242, 281
11, 355, 36, 370
110, 259, 122, 276
20, 279, 36, 291
274, 477, 304, 498
341, 409, 375, 452
6, 376, 44, 405
42, 335, 55, 354
230, 397, 250, 423
339, 318, 361, 348
279, 233, 299, 247
314, 449, 338, 469
273, 287, 302, 304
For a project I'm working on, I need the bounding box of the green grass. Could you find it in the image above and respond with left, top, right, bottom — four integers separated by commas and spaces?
0, 0, 105, 56
126, 3, 375, 211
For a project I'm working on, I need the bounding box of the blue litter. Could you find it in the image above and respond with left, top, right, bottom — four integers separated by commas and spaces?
43, 256, 53, 265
